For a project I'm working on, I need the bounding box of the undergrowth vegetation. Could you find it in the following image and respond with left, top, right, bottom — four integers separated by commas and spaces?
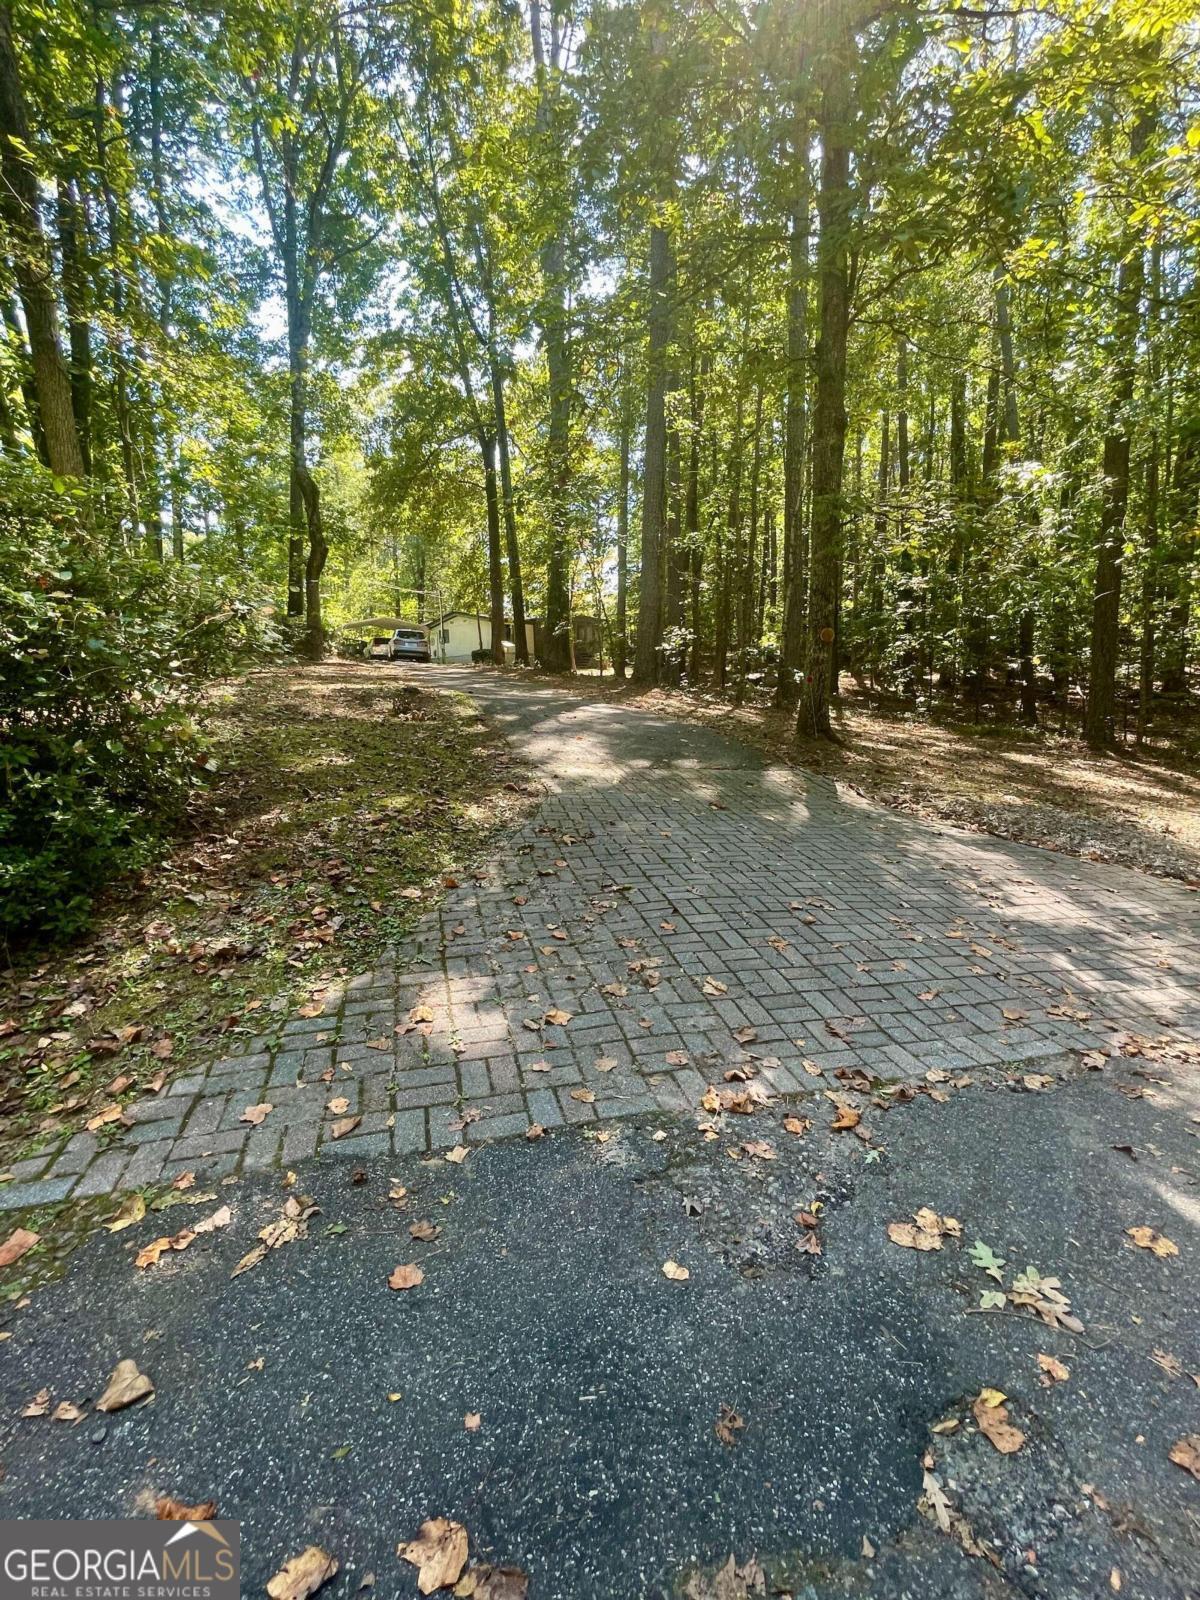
0, 464, 277, 941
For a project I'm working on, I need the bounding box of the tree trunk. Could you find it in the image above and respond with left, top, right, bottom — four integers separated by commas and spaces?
777, 100, 810, 709
0, 6, 84, 477
633, 220, 673, 685
299, 464, 326, 660
488, 360, 528, 664
55, 180, 92, 474
1085, 107, 1154, 748
614, 386, 630, 677
798, 29, 853, 741
529, 0, 573, 673
481, 433, 505, 665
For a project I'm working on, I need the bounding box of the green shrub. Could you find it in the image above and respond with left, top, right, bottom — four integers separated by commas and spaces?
0, 463, 278, 942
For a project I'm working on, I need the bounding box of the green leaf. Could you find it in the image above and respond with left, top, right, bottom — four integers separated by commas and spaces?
968, 1240, 1006, 1282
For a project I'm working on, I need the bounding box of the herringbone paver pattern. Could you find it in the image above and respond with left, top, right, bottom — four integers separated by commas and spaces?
7, 671, 1198, 1206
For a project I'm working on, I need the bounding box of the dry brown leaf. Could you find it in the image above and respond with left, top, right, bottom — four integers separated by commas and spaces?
830, 1106, 861, 1132
525, 1124, 545, 1140
783, 1116, 811, 1137
714, 1404, 745, 1447
266, 1547, 339, 1600
973, 1395, 1025, 1454
399, 1518, 469, 1595
445, 1145, 469, 1164
192, 1205, 231, 1235
1127, 1226, 1179, 1258
1037, 1353, 1070, 1385
326, 1096, 350, 1115
330, 1116, 362, 1140
682, 1555, 765, 1600
135, 1229, 195, 1269
96, 1358, 154, 1412
454, 1566, 528, 1600
86, 1104, 128, 1133
21, 1388, 51, 1417
701, 977, 727, 997
662, 1260, 689, 1281
410, 1220, 440, 1241
0, 1227, 40, 1267
388, 1263, 425, 1291
887, 1208, 959, 1252
1169, 1436, 1200, 1480
52, 1400, 86, 1424
544, 1009, 572, 1026
665, 1050, 690, 1066
741, 1140, 776, 1161
464, 1412, 481, 1431
240, 1102, 273, 1126
156, 1496, 217, 1520
922, 1469, 952, 1533
569, 1088, 595, 1103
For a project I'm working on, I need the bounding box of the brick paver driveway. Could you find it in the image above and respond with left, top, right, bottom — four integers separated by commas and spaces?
11, 668, 1199, 1204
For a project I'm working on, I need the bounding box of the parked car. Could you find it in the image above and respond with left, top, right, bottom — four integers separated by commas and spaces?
367, 629, 430, 662
390, 627, 431, 663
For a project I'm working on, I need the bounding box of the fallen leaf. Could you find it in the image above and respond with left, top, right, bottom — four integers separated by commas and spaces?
830, 1106, 861, 1132
21, 1388, 51, 1417
665, 1050, 690, 1067
192, 1205, 232, 1235
662, 1260, 689, 1281
1169, 1435, 1200, 1480
0, 1227, 40, 1266
135, 1229, 195, 1268
326, 1096, 350, 1115
525, 1124, 545, 1140
445, 1145, 469, 1165
399, 1518, 468, 1594
922, 1469, 952, 1533
96, 1358, 154, 1412
86, 1104, 128, 1133
330, 1116, 362, 1140
1127, 1226, 1178, 1258
740, 1140, 776, 1161
783, 1116, 811, 1137
544, 1009, 572, 1026
410, 1220, 440, 1241
887, 1209, 958, 1252
464, 1412, 481, 1431
52, 1400, 86, 1424
106, 1196, 146, 1234
266, 1547, 339, 1600
156, 1496, 217, 1520
455, 1565, 529, 1599
715, 1403, 745, 1447
240, 1102, 273, 1126
569, 1088, 595, 1103
973, 1394, 1025, 1453
1037, 1353, 1070, 1384
702, 977, 728, 997
388, 1263, 424, 1291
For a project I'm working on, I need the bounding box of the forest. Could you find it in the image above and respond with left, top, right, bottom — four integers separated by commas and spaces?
1, 0, 1198, 932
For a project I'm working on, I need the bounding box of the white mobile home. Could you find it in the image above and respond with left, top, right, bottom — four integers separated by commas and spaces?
430, 612, 537, 663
